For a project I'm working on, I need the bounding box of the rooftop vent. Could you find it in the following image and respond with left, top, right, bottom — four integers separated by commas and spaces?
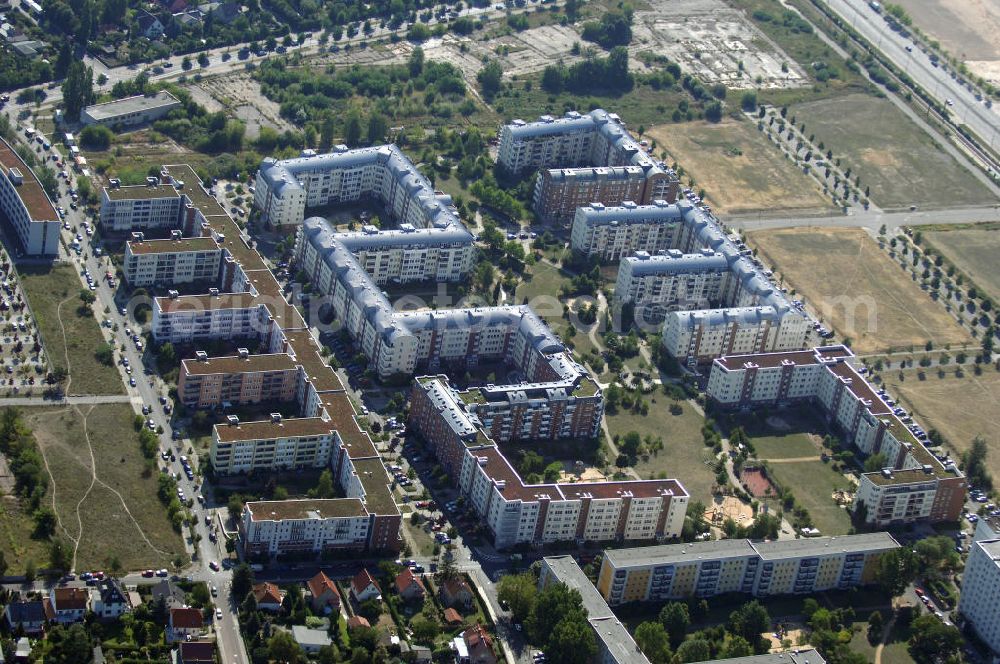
270, 413, 282, 423
195, 350, 208, 361
209, 288, 220, 296
109, 178, 121, 188
170, 229, 182, 240
237, 347, 249, 359
7, 167, 23, 185
146, 176, 158, 187
168, 289, 179, 299
131, 232, 145, 242
881, 468, 893, 478
226, 415, 239, 425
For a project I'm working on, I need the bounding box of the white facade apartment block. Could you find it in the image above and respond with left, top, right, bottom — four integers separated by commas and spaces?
124, 240, 222, 287
960, 539, 1000, 658
152, 298, 263, 344
241, 500, 371, 556
0, 138, 61, 256
615, 251, 731, 315
211, 426, 336, 474
571, 202, 682, 261
100, 186, 182, 231
853, 476, 936, 524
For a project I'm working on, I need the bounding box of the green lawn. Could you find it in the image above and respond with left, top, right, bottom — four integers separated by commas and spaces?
0, 499, 51, 575
402, 518, 437, 558
606, 398, 715, 503
766, 459, 852, 535
19, 263, 125, 395
848, 618, 916, 664
19, 405, 184, 571
751, 432, 819, 460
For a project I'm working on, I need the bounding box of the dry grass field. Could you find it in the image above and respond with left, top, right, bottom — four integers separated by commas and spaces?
747, 227, 972, 354
883, 368, 1000, 482
646, 119, 831, 215
790, 94, 996, 209
924, 225, 1000, 305
894, 0, 1000, 82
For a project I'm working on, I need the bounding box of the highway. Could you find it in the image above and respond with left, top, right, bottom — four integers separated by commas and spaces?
820, 0, 1000, 158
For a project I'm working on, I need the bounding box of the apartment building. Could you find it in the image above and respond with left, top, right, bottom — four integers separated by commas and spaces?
100, 179, 183, 231
0, 137, 60, 255
663, 306, 811, 363
540, 557, 652, 664
337, 225, 476, 285
178, 350, 300, 410
707, 346, 967, 527
102, 162, 401, 556
459, 444, 687, 550
241, 499, 374, 558
570, 200, 684, 261
497, 110, 678, 223
615, 250, 731, 325
597, 532, 899, 605
533, 167, 649, 224
959, 538, 1000, 659
123, 232, 222, 287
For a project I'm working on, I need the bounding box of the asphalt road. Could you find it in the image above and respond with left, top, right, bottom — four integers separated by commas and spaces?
728, 203, 1000, 232
821, 0, 1000, 155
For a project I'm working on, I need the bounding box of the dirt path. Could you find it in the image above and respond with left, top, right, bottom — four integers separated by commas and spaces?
874, 611, 898, 664
54, 295, 74, 395
762, 456, 822, 463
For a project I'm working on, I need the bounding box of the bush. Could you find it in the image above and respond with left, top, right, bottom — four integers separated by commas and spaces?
79, 124, 114, 150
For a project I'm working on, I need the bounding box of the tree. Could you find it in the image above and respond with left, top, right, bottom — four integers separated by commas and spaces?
477, 59, 503, 100
868, 610, 884, 641
314, 469, 335, 498
46, 624, 92, 664
962, 436, 992, 491
33, 506, 57, 538
908, 614, 962, 664
723, 636, 753, 659
49, 538, 72, 572
527, 583, 585, 646
864, 452, 888, 472
728, 600, 770, 646
914, 536, 960, 576
343, 111, 363, 147
79, 125, 113, 150
25, 559, 36, 582
95, 343, 114, 366
62, 61, 95, 121
547, 614, 597, 664
676, 639, 711, 663
367, 112, 388, 145
634, 621, 671, 663
705, 100, 724, 122
740, 90, 757, 111
497, 572, 536, 622
0, 550, 7, 578
659, 601, 690, 648
268, 630, 303, 664
231, 563, 255, 602
877, 547, 919, 596
408, 46, 425, 76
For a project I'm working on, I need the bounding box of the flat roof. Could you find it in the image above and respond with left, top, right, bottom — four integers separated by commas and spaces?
284, 330, 344, 393
603, 538, 758, 568
182, 352, 298, 376
214, 416, 335, 443
350, 457, 398, 515
0, 137, 58, 221
751, 532, 899, 560
155, 292, 258, 313
715, 345, 853, 371
127, 236, 219, 255
320, 392, 377, 457
702, 650, 826, 664
104, 183, 179, 201
246, 498, 366, 520
83, 91, 180, 122
163, 164, 223, 211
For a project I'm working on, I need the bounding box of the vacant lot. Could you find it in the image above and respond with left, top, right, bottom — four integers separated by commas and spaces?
748, 227, 972, 353
606, 398, 715, 503
21, 405, 183, 571
20, 264, 124, 396
791, 94, 996, 208
894, 0, 1000, 81
883, 368, 1000, 481
924, 225, 1000, 304
647, 119, 831, 215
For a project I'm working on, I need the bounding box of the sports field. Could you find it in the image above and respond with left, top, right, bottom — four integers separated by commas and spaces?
883, 368, 1000, 482
924, 225, 1000, 304
791, 94, 996, 209
748, 227, 972, 354
646, 119, 831, 215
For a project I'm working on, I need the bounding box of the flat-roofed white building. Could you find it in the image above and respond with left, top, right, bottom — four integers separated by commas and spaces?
123, 232, 222, 287
211, 415, 336, 475
615, 250, 732, 324
241, 499, 372, 557
100, 181, 182, 231
960, 538, 1000, 659
81, 91, 181, 128
0, 137, 60, 255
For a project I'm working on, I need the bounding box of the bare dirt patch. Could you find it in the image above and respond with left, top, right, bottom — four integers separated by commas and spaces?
747, 227, 972, 354
894, 0, 1000, 80
647, 118, 831, 215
